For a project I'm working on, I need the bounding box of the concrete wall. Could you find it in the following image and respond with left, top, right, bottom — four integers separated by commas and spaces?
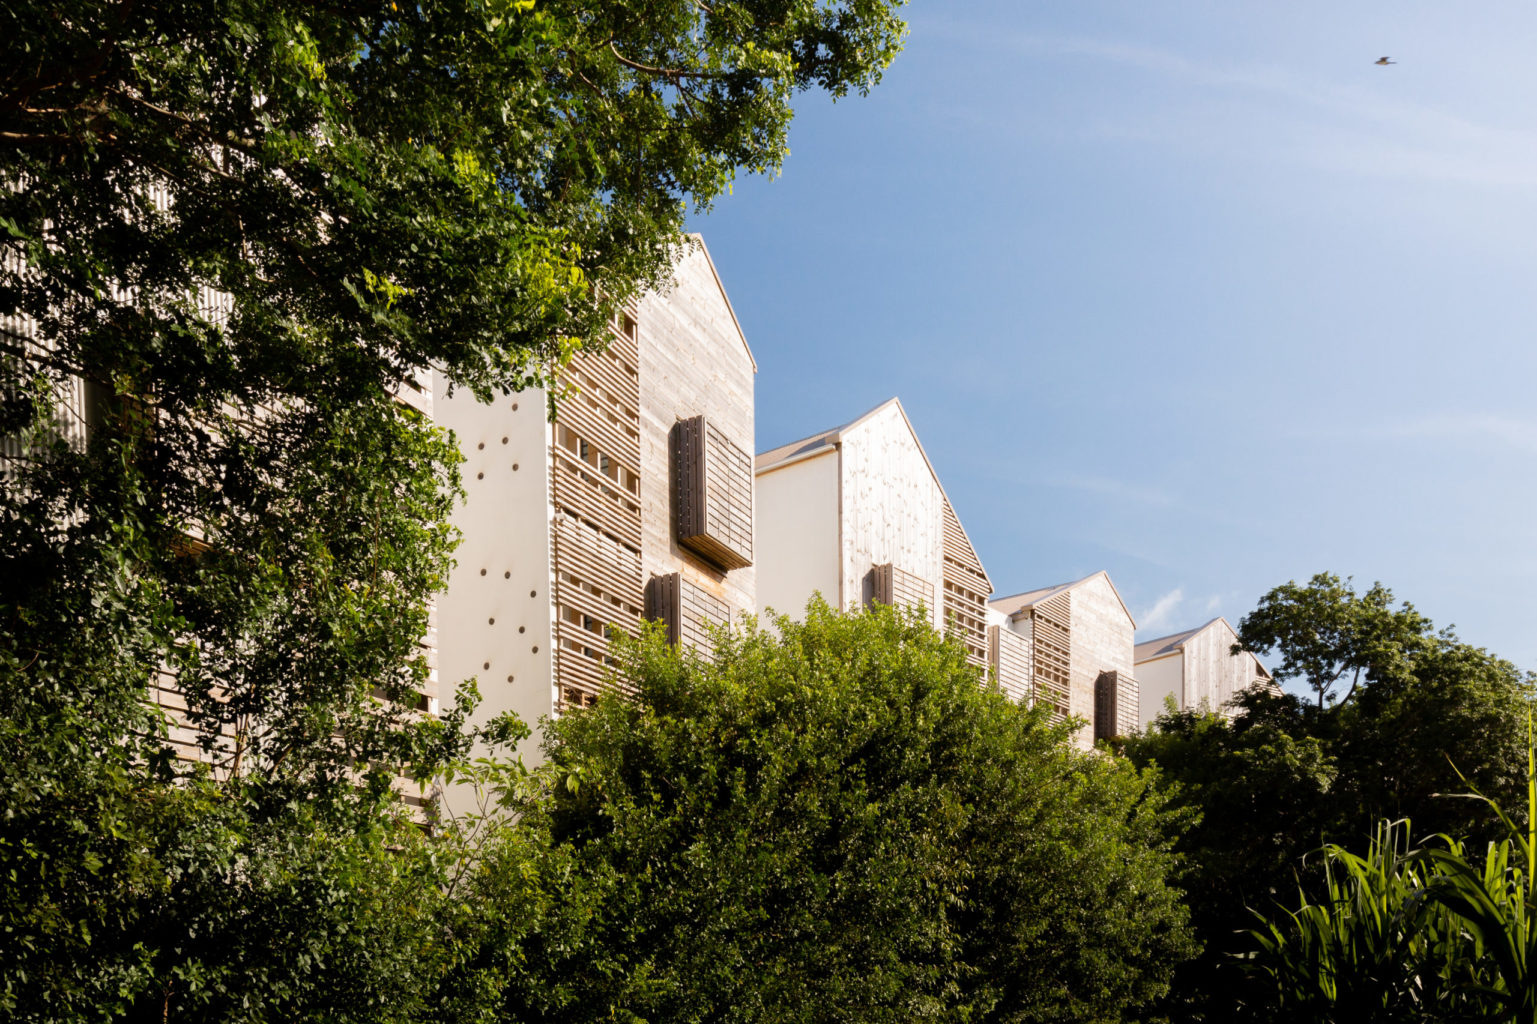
1135, 652, 1183, 728
1067, 573, 1136, 747
755, 450, 841, 620
638, 241, 756, 619
838, 403, 943, 629
432, 378, 557, 781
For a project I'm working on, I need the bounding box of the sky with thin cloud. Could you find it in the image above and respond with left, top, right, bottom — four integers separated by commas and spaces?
689, 0, 1537, 674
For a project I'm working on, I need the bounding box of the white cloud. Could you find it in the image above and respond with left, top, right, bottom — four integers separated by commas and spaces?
1378, 413, 1537, 453
919, 20, 1537, 189
1292, 413, 1537, 454
1139, 588, 1185, 632
1048, 474, 1177, 508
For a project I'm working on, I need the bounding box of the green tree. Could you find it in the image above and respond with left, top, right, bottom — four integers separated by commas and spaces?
1235, 573, 1432, 711
1126, 574, 1535, 1022
1123, 693, 1337, 1022
494, 601, 1196, 1024
0, 1, 906, 1018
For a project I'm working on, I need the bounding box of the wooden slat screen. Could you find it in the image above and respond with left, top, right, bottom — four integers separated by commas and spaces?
1031, 591, 1072, 722
645, 572, 730, 659
988, 625, 1033, 704
940, 500, 991, 667
1094, 670, 1140, 742
551, 314, 645, 709
872, 562, 935, 616
673, 415, 753, 571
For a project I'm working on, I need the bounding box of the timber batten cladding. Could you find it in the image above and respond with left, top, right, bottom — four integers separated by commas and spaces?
989, 625, 1033, 704
673, 414, 753, 571
1032, 590, 1073, 723
941, 499, 990, 668
550, 305, 644, 710
872, 562, 935, 615
1094, 670, 1140, 742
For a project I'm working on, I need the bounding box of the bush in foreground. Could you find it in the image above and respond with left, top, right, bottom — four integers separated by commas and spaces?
482, 602, 1195, 1024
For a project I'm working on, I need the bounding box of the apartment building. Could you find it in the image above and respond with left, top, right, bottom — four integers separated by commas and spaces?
434, 237, 756, 765
1133, 616, 1273, 727
989, 571, 1140, 747
754, 397, 994, 671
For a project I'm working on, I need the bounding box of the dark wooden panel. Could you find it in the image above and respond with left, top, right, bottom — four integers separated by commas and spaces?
673, 415, 753, 570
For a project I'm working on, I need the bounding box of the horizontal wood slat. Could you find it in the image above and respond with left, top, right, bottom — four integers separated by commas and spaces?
989, 626, 1033, 704
872, 563, 934, 615
552, 453, 643, 551
673, 415, 753, 571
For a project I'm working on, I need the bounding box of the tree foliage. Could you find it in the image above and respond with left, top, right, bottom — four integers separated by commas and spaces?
1248, 798, 1537, 1022
490, 602, 1196, 1024
0, 1, 906, 1018
1125, 574, 1535, 1022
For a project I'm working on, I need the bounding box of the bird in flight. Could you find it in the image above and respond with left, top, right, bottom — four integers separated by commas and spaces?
1375, 56, 1396, 65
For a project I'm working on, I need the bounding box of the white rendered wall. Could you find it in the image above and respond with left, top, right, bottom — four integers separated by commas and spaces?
433, 377, 557, 797
754, 451, 841, 621
1135, 652, 1183, 729
838, 404, 944, 629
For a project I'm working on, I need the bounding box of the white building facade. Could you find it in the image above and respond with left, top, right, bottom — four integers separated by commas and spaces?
434, 238, 756, 770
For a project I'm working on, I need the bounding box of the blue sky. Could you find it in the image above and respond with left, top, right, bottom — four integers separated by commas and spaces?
689, 1, 1537, 672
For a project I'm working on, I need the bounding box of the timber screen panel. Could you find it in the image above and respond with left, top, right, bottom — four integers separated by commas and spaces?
552, 312, 645, 707
988, 625, 1033, 704
673, 415, 753, 571
872, 562, 934, 616
1094, 670, 1140, 742
1032, 592, 1072, 723
645, 572, 730, 658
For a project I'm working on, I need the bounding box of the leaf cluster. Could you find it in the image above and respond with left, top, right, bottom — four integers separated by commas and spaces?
483, 600, 1196, 1024
1124, 574, 1536, 1022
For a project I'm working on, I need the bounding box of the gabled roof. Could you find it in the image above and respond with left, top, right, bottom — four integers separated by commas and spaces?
1133, 617, 1273, 679
683, 234, 756, 374
988, 570, 1138, 629
755, 397, 993, 591
1133, 621, 1213, 662
754, 397, 901, 473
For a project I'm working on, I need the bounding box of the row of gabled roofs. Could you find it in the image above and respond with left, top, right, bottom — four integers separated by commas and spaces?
757, 396, 1268, 680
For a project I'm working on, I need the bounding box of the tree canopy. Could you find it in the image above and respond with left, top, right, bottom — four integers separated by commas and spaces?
1126, 574, 1535, 1023
0, 2, 906, 1018
490, 602, 1197, 1024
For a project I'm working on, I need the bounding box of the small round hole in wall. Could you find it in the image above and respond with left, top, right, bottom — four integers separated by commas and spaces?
530, 590, 536, 598
476, 472, 484, 480
512, 463, 519, 471
483, 661, 490, 670
512, 402, 519, 411
506, 674, 514, 682
488, 617, 495, 625
531, 646, 539, 654
501, 437, 508, 444
477, 442, 484, 450
518, 626, 525, 634
479, 568, 486, 576
505, 571, 512, 579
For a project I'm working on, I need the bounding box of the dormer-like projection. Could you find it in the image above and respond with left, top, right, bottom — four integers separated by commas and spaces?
673, 414, 753, 571
871, 562, 934, 615
646, 571, 730, 657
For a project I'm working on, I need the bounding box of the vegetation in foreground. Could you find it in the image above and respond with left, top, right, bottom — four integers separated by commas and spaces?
1126, 573, 1535, 1023
498, 602, 1196, 1024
